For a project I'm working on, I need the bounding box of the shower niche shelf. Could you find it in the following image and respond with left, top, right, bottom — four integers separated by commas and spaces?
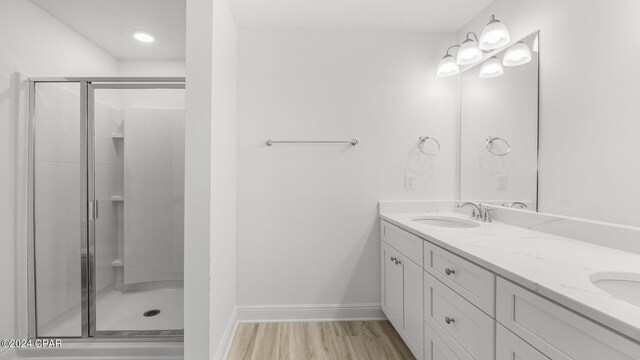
111, 195, 124, 202
111, 133, 124, 139
111, 258, 124, 267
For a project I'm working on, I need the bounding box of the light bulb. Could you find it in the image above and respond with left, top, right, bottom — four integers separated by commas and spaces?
133, 31, 155, 43
457, 39, 483, 65
479, 56, 504, 78
479, 15, 510, 50
502, 41, 531, 66
437, 55, 459, 77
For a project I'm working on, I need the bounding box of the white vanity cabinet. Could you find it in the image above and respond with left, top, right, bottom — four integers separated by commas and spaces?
496, 278, 640, 360
380, 219, 640, 360
381, 223, 424, 359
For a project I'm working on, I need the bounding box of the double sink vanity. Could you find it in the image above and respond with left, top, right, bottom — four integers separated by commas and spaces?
379, 204, 640, 360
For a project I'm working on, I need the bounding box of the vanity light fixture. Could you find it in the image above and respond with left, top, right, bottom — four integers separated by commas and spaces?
502, 41, 532, 66
479, 56, 504, 78
132, 31, 155, 43
479, 14, 511, 50
436, 45, 461, 77
457, 32, 483, 65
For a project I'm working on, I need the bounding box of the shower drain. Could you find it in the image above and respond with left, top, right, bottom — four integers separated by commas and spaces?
143, 309, 161, 317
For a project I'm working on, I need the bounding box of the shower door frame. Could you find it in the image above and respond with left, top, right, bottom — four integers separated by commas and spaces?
28, 78, 186, 341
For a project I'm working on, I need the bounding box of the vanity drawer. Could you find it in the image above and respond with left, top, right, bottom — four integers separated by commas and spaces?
497, 277, 640, 360
424, 272, 495, 360
424, 241, 495, 316
424, 323, 473, 360
381, 220, 423, 266
496, 324, 549, 360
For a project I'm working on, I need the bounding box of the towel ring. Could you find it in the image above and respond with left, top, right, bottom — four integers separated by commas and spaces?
418, 136, 441, 156
486, 136, 510, 156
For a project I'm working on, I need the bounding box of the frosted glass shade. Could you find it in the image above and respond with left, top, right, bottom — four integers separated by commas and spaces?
479, 20, 510, 50
479, 56, 504, 78
457, 40, 483, 65
533, 34, 539, 53
437, 55, 460, 77
503, 41, 532, 66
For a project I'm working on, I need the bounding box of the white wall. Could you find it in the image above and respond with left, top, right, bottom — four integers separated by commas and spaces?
0, 0, 120, 346
117, 60, 186, 78
184, 0, 238, 357
209, 0, 238, 357
236, 30, 458, 309
458, 0, 640, 227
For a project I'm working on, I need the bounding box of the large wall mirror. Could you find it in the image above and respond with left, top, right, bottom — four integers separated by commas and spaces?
459, 31, 539, 211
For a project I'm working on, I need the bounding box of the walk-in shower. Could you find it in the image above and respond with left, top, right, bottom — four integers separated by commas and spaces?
28, 78, 185, 340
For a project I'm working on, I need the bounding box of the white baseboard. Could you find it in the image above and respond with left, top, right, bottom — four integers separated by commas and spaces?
213, 308, 239, 360
236, 303, 385, 323
0, 349, 16, 360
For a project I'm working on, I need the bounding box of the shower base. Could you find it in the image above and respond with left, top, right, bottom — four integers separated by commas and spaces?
40, 282, 183, 336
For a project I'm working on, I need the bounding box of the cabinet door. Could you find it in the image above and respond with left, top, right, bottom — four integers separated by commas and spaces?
381, 242, 402, 327
496, 324, 549, 360
401, 254, 423, 359
425, 323, 469, 360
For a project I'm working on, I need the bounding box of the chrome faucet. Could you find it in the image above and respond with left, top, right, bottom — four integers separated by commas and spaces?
503, 201, 528, 209
457, 202, 482, 220
482, 206, 496, 222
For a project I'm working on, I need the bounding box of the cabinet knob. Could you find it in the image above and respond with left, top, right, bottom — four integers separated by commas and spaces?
390, 257, 396, 262
444, 316, 455, 324
394, 259, 401, 265
444, 268, 455, 275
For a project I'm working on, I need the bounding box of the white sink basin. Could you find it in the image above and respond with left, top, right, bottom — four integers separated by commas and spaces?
590, 272, 640, 307
411, 216, 480, 229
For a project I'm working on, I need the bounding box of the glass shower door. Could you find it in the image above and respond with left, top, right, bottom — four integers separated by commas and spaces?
32, 81, 85, 338
89, 85, 185, 336
29, 79, 185, 339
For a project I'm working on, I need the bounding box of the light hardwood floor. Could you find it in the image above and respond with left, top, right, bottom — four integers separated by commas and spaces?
227, 320, 416, 360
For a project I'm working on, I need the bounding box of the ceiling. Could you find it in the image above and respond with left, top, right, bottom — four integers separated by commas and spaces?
227, 0, 494, 32
28, 0, 186, 60
28, 0, 491, 60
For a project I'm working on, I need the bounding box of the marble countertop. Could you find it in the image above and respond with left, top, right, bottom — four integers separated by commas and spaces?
380, 211, 640, 342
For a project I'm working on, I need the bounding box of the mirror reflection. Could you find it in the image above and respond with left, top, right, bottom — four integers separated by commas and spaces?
460, 31, 539, 210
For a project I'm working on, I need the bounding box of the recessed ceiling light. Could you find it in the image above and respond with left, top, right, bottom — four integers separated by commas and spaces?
133, 31, 155, 43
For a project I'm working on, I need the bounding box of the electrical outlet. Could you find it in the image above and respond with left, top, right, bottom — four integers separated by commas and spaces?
405, 174, 417, 190
497, 174, 508, 190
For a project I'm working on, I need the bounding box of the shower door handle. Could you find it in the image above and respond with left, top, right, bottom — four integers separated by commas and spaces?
89, 200, 99, 220
95, 200, 99, 220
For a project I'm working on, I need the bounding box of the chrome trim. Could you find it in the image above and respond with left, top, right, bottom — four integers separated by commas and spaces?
93, 330, 184, 338
91, 84, 186, 90
86, 82, 95, 338
266, 139, 358, 146
27, 80, 37, 339
28, 336, 184, 343
485, 136, 511, 156
29, 77, 185, 83
82, 81, 91, 338
418, 136, 441, 156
